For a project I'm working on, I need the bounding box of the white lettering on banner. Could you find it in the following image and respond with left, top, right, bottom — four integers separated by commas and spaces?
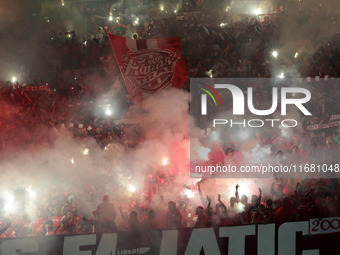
278, 221, 319, 255
0, 239, 39, 255
219, 225, 255, 255
95, 234, 118, 255
63, 234, 96, 255
309, 217, 340, 235
159, 230, 178, 255
257, 224, 275, 255
184, 228, 221, 255
0, 220, 338, 255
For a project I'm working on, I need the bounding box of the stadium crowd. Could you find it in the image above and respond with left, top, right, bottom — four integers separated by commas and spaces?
0, 177, 339, 239
0, 0, 339, 242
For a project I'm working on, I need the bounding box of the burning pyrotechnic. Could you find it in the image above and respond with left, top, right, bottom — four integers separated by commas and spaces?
160, 5, 164, 11
70, 158, 75, 165
183, 189, 195, 198
272, 51, 278, 58
133, 17, 139, 26
235, 202, 245, 213
206, 69, 213, 78
128, 184, 136, 192
162, 157, 169, 166
229, 184, 250, 201
278, 72, 285, 79
105, 104, 113, 116
105, 109, 112, 116
253, 9, 261, 15
11, 77, 17, 83
294, 52, 299, 58
109, 15, 113, 21
27, 186, 36, 199
83, 148, 89, 156
4, 193, 16, 214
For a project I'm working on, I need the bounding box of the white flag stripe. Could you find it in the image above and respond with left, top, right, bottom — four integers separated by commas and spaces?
147, 39, 158, 49
126, 39, 137, 51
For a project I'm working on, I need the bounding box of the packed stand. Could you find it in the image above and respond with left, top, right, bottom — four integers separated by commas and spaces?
0, 0, 339, 242
0, 177, 339, 239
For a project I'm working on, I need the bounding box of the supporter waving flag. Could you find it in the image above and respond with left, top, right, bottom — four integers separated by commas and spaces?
108, 33, 188, 104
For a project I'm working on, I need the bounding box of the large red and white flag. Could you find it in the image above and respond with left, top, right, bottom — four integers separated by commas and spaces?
109, 33, 188, 103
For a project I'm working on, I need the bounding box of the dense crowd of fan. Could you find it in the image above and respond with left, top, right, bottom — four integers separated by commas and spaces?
0, 0, 339, 240
0, 177, 339, 240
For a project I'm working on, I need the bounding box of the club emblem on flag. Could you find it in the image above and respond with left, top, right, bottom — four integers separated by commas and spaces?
109, 34, 188, 103
121, 49, 180, 94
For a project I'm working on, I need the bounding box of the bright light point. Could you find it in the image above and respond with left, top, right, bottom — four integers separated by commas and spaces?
162, 157, 169, 166
133, 18, 139, 25
184, 189, 194, 198
105, 108, 112, 116
253, 9, 261, 15
12, 77, 17, 83
197, 147, 211, 161
174, 10, 177, 13
294, 52, 299, 58
230, 185, 250, 203
206, 69, 213, 78
27, 187, 36, 199
160, 5, 164, 11
220, 23, 225, 27
83, 148, 89, 155
272, 51, 278, 58
104, 146, 108, 150
128, 184, 136, 192
109, 15, 113, 21
278, 72, 285, 79
4, 203, 16, 214
235, 202, 245, 213
70, 158, 75, 165
4, 193, 16, 214
225, 8, 229, 12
